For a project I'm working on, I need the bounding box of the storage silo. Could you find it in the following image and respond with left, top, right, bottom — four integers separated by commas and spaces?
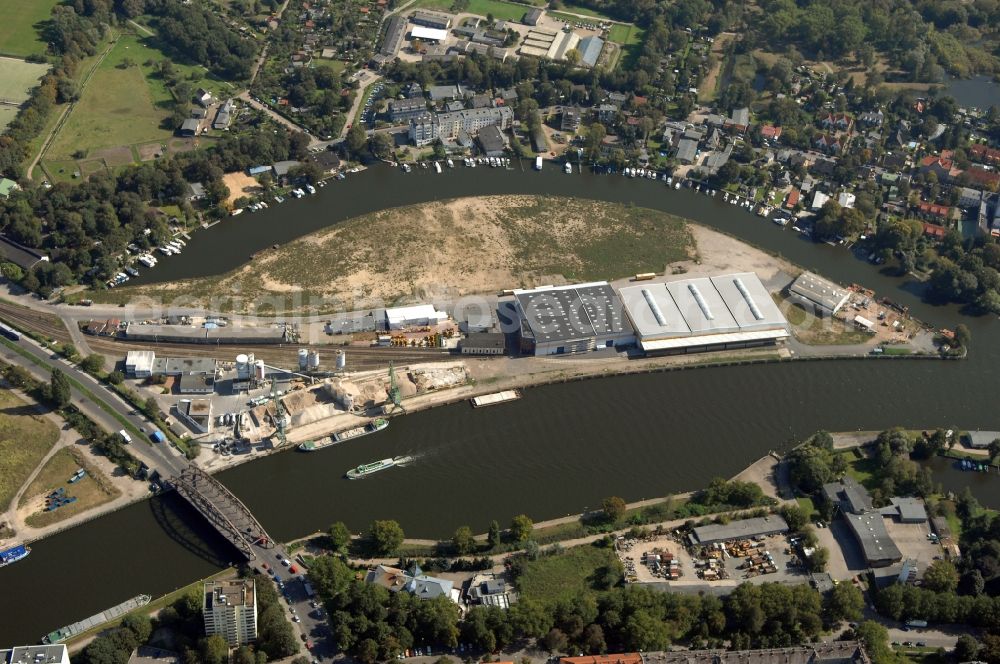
254, 360, 266, 381
336, 350, 346, 370
298, 348, 308, 371
308, 350, 320, 370
235, 353, 250, 380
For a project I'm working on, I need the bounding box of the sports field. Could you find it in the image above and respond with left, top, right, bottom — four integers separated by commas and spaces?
0, 56, 51, 131
0, 0, 60, 57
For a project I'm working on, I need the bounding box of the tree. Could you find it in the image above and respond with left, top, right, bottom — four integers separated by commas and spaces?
955, 634, 981, 662
81, 353, 106, 373
368, 519, 404, 555
954, 323, 971, 348
50, 368, 71, 408
487, 519, 501, 548
824, 582, 864, 623
806, 546, 829, 572
144, 396, 158, 415
346, 123, 368, 158
199, 635, 229, 664
854, 621, 893, 664
542, 628, 568, 653
308, 554, 353, 599
108, 370, 125, 385
120, 613, 152, 644
510, 514, 533, 542
779, 504, 809, 532
601, 496, 626, 523
452, 525, 476, 555
328, 521, 351, 552
371, 132, 394, 160
922, 559, 959, 593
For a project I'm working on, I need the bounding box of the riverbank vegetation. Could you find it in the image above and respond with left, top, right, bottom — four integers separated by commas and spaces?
0, 389, 60, 511
773, 294, 871, 346
95, 196, 696, 314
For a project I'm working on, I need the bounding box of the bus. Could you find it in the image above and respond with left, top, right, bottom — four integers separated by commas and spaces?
0, 322, 21, 341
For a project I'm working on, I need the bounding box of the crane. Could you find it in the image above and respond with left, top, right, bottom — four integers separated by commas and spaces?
270, 376, 288, 446
386, 362, 404, 414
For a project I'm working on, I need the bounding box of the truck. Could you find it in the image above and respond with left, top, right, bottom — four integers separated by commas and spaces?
149, 429, 165, 444
302, 580, 315, 598
904, 620, 928, 629
118, 429, 132, 444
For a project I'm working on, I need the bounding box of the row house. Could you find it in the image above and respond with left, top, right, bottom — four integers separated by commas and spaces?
820, 113, 853, 132
815, 133, 844, 154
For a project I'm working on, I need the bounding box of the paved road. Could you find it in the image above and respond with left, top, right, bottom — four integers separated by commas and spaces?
0, 332, 187, 477
340, 71, 382, 140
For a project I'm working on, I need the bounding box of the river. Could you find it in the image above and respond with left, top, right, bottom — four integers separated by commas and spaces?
943, 75, 1000, 110
4, 165, 1000, 645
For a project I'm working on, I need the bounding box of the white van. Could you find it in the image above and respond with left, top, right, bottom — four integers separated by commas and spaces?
119, 429, 132, 444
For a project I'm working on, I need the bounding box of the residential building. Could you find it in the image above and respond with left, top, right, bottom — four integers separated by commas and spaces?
466, 574, 512, 607
958, 187, 984, 209
561, 107, 581, 132
514, 282, 635, 356
365, 563, 460, 603
194, 88, 213, 107
437, 105, 513, 139
1, 646, 69, 664
212, 99, 234, 130
203, 580, 257, 646
408, 113, 439, 146
726, 107, 750, 132
785, 188, 800, 209
820, 113, 853, 131
460, 332, 506, 355
917, 202, 951, 220
179, 118, 200, 137
477, 124, 508, 156
788, 271, 850, 316
815, 134, 843, 154
703, 143, 732, 174
837, 192, 856, 208
811, 191, 830, 211
676, 138, 698, 164
859, 110, 884, 126
390, 97, 429, 122
969, 143, 1000, 166
410, 10, 452, 30
759, 124, 782, 141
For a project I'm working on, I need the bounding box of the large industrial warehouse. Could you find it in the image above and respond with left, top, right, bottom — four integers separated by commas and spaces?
618, 272, 789, 354
514, 282, 635, 355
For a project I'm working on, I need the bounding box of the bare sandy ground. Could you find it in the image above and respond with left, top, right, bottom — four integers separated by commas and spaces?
222, 172, 261, 205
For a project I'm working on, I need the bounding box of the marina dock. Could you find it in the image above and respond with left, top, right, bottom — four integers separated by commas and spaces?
471, 390, 521, 408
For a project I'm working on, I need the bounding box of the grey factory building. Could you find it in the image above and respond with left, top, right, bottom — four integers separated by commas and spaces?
844, 512, 903, 567
689, 515, 789, 545
788, 271, 850, 316
514, 282, 635, 356
618, 272, 788, 355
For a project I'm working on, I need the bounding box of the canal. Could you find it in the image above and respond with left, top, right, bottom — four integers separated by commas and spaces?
4, 165, 1000, 645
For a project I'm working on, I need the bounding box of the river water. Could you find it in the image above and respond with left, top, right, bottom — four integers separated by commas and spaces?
4, 165, 1000, 644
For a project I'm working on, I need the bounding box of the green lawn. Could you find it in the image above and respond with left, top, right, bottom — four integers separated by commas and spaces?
517, 544, 620, 605
0, 390, 60, 512
0, 0, 61, 57
608, 24, 643, 46
557, 2, 616, 20
415, 0, 536, 22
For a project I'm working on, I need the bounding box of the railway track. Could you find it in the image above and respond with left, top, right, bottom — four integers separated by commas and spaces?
0, 300, 74, 344
83, 336, 455, 371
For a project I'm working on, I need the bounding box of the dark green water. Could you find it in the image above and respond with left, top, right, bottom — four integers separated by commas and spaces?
3, 165, 999, 645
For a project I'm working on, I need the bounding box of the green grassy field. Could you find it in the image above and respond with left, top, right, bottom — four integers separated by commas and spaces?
0, 57, 50, 101
608, 23, 643, 46
47, 32, 219, 164
415, 0, 536, 21
517, 544, 621, 605
557, 2, 616, 20
0, 390, 60, 512
0, 0, 61, 57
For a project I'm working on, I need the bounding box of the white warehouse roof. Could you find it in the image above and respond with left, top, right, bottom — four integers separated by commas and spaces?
410, 26, 448, 41
619, 272, 788, 349
125, 350, 156, 373
385, 304, 448, 326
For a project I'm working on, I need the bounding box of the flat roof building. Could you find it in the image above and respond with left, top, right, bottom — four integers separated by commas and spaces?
514, 282, 634, 356
126, 323, 286, 344
789, 272, 850, 316
127, 647, 179, 664
410, 10, 452, 30
460, 332, 506, 355
844, 512, 903, 567
1, 645, 69, 664
385, 304, 448, 330
689, 515, 789, 545
204, 580, 257, 646
618, 272, 788, 355
410, 26, 448, 42
885, 497, 928, 523
152, 357, 218, 376
125, 350, 156, 378
823, 476, 873, 515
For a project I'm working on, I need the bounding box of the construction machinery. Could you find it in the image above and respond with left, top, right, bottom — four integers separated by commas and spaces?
386, 362, 404, 414
269, 376, 289, 445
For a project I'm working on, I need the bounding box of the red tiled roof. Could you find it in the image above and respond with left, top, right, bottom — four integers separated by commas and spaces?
785, 189, 800, 207
970, 143, 1000, 164
965, 166, 1000, 187
922, 222, 947, 238
761, 124, 782, 139
918, 202, 950, 217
